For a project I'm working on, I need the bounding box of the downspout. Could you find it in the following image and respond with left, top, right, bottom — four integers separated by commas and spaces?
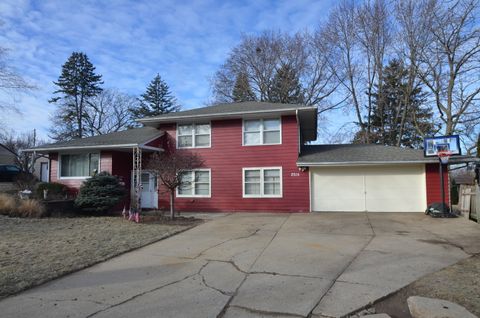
296, 109, 301, 155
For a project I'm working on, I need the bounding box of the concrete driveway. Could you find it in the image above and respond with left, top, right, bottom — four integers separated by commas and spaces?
1, 213, 479, 318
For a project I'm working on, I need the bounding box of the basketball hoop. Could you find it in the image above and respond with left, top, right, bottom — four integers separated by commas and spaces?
437, 150, 452, 165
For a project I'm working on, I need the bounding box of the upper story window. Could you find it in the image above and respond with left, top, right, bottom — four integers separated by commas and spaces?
243, 118, 281, 146
60, 153, 99, 178
177, 123, 211, 148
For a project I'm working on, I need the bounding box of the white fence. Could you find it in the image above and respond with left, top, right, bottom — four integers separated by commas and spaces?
459, 185, 478, 222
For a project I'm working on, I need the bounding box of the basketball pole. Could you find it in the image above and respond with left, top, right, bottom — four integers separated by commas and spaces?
439, 158, 447, 214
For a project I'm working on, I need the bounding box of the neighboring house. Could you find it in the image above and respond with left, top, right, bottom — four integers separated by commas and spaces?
26, 102, 477, 213
0, 144, 16, 165
33, 156, 50, 182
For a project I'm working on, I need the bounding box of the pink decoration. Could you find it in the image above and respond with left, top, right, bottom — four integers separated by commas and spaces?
134, 212, 140, 223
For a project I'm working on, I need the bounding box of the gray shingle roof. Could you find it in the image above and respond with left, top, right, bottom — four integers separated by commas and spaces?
297, 144, 438, 165
28, 127, 163, 151
138, 101, 316, 122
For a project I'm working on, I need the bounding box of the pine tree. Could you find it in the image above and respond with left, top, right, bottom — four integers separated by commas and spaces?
131, 74, 180, 119
75, 172, 126, 213
49, 52, 103, 140
232, 72, 255, 102
359, 59, 434, 148
269, 64, 304, 104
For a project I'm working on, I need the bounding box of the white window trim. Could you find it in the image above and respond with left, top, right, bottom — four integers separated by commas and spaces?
58, 152, 100, 180
176, 168, 212, 198
242, 118, 282, 146
242, 167, 283, 198
176, 122, 212, 149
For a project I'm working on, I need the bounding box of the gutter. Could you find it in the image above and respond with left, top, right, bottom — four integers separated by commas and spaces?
296, 160, 439, 167
25, 144, 163, 152
137, 107, 317, 123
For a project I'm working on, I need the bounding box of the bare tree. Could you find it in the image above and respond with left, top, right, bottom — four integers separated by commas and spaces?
0, 130, 46, 173
321, 1, 366, 140
212, 31, 338, 113
84, 88, 138, 136
0, 47, 35, 115
146, 148, 204, 219
414, 0, 480, 136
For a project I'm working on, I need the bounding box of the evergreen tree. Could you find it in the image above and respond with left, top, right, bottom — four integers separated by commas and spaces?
49, 52, 103, 140
269, 64, 304, 104
232, 72, 255, 102
356, 59, 434, 148
131, 74, 180, 119
75, 172, 126, 214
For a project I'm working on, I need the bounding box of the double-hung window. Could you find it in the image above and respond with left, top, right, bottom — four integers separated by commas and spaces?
243, 118, 281, 145
60, 153, 99, 178
177, 123, 211, 148
243, 167, 282, 198
177, 169, 211, 197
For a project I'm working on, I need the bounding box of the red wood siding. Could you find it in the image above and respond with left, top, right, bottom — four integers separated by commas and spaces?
425, 163, 450, 205
157, 115, 310, 212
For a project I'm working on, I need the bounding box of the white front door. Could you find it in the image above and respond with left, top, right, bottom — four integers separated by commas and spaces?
40, 162, 49, 182
140, 172, 158, 209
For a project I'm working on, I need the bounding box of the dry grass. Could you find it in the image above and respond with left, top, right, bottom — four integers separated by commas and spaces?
16, 199, 46, 218
0, 194, 46, 218
0, 193, 16, 216
0, 216, 195, 299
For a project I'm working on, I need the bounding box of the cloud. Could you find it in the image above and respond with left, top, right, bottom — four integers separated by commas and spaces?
0, 0, 337, 140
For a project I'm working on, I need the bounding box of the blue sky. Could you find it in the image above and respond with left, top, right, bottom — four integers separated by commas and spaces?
0, 0, 338, 141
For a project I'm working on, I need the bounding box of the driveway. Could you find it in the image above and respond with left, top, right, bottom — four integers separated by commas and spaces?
0, 213, 479, 318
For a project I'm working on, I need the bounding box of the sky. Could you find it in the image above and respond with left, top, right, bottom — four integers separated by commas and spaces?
0, 0, 338, 141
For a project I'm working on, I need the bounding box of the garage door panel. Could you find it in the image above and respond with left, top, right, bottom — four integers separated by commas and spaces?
365, 166, 426, 212
311, 165, 426, 212
312, 170, 364, 212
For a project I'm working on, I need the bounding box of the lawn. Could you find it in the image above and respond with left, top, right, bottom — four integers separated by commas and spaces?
0, 215, 198, 299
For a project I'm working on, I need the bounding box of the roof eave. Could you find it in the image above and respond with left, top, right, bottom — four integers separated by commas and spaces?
25, 144, 163, 152
138, 107, 318, 124
297, 160, 439, 166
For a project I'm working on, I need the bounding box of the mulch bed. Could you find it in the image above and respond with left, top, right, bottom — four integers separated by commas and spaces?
0, 215, 200, 299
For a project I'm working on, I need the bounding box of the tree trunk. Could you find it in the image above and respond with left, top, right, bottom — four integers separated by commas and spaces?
169, 189, 175, 219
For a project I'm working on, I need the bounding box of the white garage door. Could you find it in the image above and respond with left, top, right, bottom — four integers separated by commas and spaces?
311, 165, 426, 212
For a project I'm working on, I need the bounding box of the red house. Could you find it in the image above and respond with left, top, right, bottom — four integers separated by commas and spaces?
30, 102, 462, 213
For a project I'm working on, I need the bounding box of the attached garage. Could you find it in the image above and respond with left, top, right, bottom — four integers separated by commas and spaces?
310, 165, 426, 212
298, 144, 457, 213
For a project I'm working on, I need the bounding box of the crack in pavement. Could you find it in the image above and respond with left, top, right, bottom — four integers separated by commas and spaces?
307, 212, 376, 318
217, 214, 292, 318
27, 295, 106, 306
248, 270, 326, 280
85, 261, 208, 318
169, 228, 263, 262
204, 258, 248, 274
230, 305, 306, 317
198, 261, 236, 296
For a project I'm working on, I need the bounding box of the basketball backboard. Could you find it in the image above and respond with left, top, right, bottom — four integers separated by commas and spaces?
424, 135, 461, 157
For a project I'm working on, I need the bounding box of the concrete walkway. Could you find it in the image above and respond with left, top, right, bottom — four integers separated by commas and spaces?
1, 213, 479, 318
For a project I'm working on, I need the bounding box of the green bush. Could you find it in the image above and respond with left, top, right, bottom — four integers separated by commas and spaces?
75, 172, 126, 213
36, 182, 68, 200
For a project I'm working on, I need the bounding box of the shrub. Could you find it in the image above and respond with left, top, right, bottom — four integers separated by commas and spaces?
14, 172, 38, 191
0, 193, 16, 216
15, 199, 46, 218
0, 194, 46, 218
36, 182, 68, 200
75, 172, 126, 214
